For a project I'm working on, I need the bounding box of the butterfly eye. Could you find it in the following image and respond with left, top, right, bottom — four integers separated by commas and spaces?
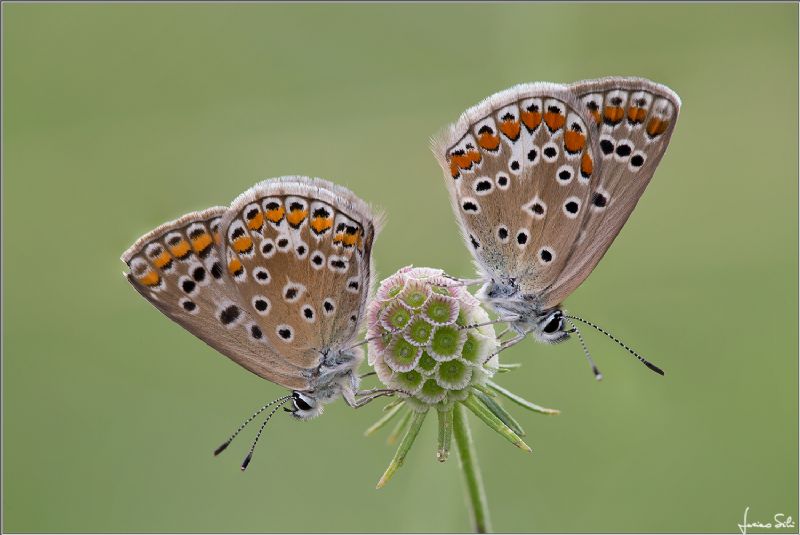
292, 394, 313, 412
543, 315, 563, 334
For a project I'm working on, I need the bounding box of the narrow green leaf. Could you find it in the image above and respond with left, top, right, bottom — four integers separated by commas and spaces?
386, 407, 413, 445
486, 380, 560, 415
474, 391, 525, 437
496, 363, 523, 373
364, 401, 405, 437
382, 397, 404, 412
471, 383, 497, 397
436, 408, 453, 462
376, 409, 428, 489
463, 395, 532, 452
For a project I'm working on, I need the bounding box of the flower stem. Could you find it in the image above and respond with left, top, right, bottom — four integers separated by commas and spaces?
453, 404, 492, 533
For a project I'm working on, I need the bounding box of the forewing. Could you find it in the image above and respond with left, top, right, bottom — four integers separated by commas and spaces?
121, 207, 310, 390
432, 83, 601, 296
540, 77, 681, 307
219, 176, 379, 373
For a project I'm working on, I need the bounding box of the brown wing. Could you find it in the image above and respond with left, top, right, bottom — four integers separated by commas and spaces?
121, 206, 310, 390
218, 176, 380, 373
540, 77, 681, 307
432, 83, 602, 298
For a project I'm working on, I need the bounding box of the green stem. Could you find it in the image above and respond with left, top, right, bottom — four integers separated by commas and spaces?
453, 404, 492, 534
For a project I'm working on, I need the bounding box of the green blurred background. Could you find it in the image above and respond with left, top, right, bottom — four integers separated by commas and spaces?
3, 3, 797, 533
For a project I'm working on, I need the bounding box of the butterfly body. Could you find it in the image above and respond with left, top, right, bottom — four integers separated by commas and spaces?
433, 77, 680, 371
122, 176, 386, 421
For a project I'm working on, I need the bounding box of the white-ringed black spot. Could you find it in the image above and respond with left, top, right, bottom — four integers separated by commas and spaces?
615, 143, 632, 157
250, 325, 263, 340
253, 296, 270, 314
253, 267, 270, 285
496, 174, 509, 189
600, 138, 614, 155
462, 199, 480, 213
516, 230, 529, 246
630, 152, 646, 168
296, 244, 307, 257
302, 306, 315, 322
277, 325, 294, 342
210, 262, 223, 279
497, 226, 509, 242
323, 299, 335, 316
510, 160, 520, 171
348, 280, 359, 290
219, 305, 240, 325
563, 197, 581, 218
328, 256, 348, 272
276, 237, 290, 250
181, 278, 196, 294
192, 266, 206, 282
592, 192, 608, 208
539, 248, 554, 264
260, 240, 275, 257
311, 251, 325, 269
182, 300, 197, 312
527, 149, 538, 162
475, 180, 492, 192
542, 143, 558, 162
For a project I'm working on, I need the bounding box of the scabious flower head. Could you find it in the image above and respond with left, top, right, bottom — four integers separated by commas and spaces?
366, 266, 499, 411
364, 266, 560, 490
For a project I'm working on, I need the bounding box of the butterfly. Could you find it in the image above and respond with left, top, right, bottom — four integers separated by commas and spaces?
121, 176, 394, 468
431, 77, 680, 378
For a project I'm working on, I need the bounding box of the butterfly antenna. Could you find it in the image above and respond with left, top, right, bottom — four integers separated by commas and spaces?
240, 400, 288, 471
214, 394, 291, 457
565, 315, 664, 376
565, 317, 603, 381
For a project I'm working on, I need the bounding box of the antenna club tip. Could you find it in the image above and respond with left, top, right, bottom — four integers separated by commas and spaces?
240, 452, 253, 471
645, 362, 665, 376
214, 441, 231, 456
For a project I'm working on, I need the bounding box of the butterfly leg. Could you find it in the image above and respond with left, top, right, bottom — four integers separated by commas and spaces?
458, 315, 520, 332
343, 388, 399, 409
427, 273, 488, 288
482, 333, 527, 364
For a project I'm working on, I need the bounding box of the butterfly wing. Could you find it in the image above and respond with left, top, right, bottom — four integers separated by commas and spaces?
539, 77, 681, 308
121, 206, 311, 390
218, 176, 380, 376
432, 83, 602, 299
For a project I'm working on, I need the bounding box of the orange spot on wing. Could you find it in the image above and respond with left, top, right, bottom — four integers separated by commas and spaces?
228, 257, 242, 275
266, 206, 285, 223
450, 160, 461, 179
628, 107, 647, 124
333, 232, 345, 245
310, 216, 333, 234
581, 152, 593, 178
138, 270, 161, 287
153, 251, 172, 269
564, 131, 586, 154
646, 118, 669, 137
342, 231, 359, 247
168, 240, 191, 258
213, 231, 221, 245
286, 209, 309, 228
498, 120, 521, 141
478, 132, 500, 151
467, 149, 481, 164
191, 233, 213, 253
543, 112, 565, 132
247, 211, 264, 230
604, 106, 624, 124
233, 236, 253, 253
589, 109, 602, 125
520, 110, 542, 132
